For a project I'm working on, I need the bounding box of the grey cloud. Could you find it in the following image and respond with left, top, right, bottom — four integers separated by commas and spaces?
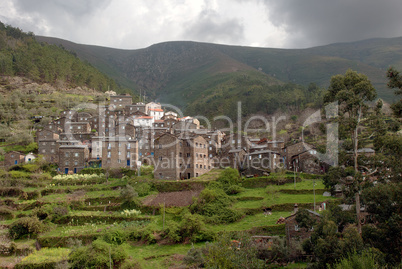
262, 0, 402, 48
183, 8, 244, 44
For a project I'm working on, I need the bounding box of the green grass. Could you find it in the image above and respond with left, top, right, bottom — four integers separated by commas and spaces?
125, 243, 204, 269
17, 248, 70, 266
233, 193, 334, 209
208, 211, 290, 232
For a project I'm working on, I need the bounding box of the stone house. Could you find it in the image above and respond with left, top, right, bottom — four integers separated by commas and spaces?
154, 133, 211, 180
124, 102, 147, 116
101, 137, 138, 169
66, 122, 92, 134
110, 94, 133, 108
285, 141, 323, 174
36, 128, 60, 141
5, 151, 25, 167
227, 148, 248, 170
58, 145, 89, 174
247, 150, 282, 171
285, 206, 321, 249
39, 139, 60, 163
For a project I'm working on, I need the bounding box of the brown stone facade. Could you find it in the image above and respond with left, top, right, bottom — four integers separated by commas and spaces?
154, 134, 211, 180
5, 151, 25, 167
58, 145, 89, 174
110, 95, 133, 108
39, 139, 60, 163
101, 137, 138, 170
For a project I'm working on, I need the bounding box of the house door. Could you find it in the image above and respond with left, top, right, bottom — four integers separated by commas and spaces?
187, 173, 191, 179
65, 168, 69, 174
127, 160, 130, 167
74, 168, 77, 174
14, 160, 18, 165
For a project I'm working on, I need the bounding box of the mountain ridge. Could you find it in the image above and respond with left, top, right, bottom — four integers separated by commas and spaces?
37, 36, 402, 111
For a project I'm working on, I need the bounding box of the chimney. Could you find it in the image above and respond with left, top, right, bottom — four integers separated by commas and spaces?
294, 203, 298, 214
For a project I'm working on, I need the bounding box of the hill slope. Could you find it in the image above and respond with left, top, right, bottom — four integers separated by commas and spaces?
37, 36, 402, 111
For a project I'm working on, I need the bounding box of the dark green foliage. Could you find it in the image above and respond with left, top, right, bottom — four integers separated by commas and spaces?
202, 233, 265, 269
132, 182, 151, 197
183, 246, 205, 268
103, 228, 127, 245
68, 239, 127, 269
0, 187, 23, 197
295, 209, 317, 229
361, 183, 401, 264
0, 22, 118, 92
163, 213, 215, 243
190, 187, 242, 224
330, 248, 385, 269
9, 216, 43, 239
386, 67, 402, 117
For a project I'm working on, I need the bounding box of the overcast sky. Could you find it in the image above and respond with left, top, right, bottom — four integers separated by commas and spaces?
0, 0, 401, 50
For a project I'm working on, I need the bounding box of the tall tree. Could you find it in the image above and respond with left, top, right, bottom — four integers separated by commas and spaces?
324, 69, 377, 233
386, 67, 402, 117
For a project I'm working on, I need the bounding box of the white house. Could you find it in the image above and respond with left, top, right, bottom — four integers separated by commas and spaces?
25, 153, 36, 163
133, 116, 154, 127
148, 108, 164, 120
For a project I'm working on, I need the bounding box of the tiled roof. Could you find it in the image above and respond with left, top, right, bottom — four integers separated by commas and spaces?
149, 108, 164, 112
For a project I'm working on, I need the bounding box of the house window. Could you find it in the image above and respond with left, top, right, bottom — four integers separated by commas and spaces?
127, 144, 131, 149
159, 173, 163, 178
196, 143, 198, 147
107, 152, 111, 158
74, 161, 78, 166
196, 153, 198, 157
232, 139, 235, 144
196, 173, 199, 177
65, 161, 69, 166
74, 153, 79, 157
209, 146, 212, 151
186, 153, 190, 157
159, 157, 163, 161
209, 154, 212, 158
118, 151, 121, 155
78, 126, 81, 129
159, 144, 162, 149
42, 150, 46, 153
196, 164, 198, 168
209, 141, 212, 144
51, 149, 54, 153
179, 152, 182, 157
204, 165, 206, 169
295, 225, 299, 232
118, 159, 121, 163
65, 153, 69, 157
187, 164, 190, 168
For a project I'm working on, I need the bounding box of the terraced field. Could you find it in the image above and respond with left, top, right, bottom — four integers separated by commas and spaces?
0, 167, 334, 268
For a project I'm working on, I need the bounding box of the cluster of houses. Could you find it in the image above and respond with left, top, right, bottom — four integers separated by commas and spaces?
3, 94, 328, 178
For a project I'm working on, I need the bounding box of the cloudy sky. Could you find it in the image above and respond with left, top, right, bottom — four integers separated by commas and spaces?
0, 0, 401, 50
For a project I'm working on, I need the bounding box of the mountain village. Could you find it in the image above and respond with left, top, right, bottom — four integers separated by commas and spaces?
4, 93, 329, 179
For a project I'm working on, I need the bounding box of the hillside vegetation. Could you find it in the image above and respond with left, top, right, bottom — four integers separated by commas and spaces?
0, 22, 119, 92
37, 36, 402, 113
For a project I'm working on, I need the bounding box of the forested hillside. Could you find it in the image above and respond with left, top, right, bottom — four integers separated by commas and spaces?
0, 22, 119, 92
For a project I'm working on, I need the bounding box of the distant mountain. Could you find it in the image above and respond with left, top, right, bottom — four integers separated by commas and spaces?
37, 36, 402, 114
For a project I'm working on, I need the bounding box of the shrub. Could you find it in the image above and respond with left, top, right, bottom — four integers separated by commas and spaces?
120, 184, 138, 202
0, 206, 15, 220
30, 172, 52, 181
9, 217, 43, 239
190, 188, 242, 224
225, 184, 244, 195
133, 182, 151, 197
103, 228, 127, 245
79, 168, 105, 175
9, 170, 30, 179
69, 239, 127, 268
